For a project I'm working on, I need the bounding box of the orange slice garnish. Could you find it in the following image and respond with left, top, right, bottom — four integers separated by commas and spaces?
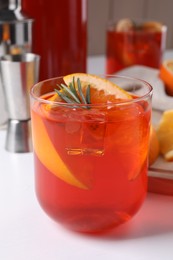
160, 60, 173, 96
115, 18, 134, 32
45, 73, 132, 107
142, 21, 163, 32
63, 73, 132, 102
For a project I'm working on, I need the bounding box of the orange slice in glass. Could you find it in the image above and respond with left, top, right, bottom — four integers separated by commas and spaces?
32, 109, 89, 189
160, 60, 173, 96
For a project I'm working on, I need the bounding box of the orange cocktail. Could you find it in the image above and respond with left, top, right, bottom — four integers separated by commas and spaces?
106, 19, 167, 74
30, 74, 152, 233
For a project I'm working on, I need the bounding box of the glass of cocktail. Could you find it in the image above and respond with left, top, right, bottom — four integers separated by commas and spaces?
30, 73, 152, 233
106, 19, 167, 74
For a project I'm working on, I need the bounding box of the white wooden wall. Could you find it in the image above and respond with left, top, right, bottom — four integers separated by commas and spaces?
88, 0, 173, 55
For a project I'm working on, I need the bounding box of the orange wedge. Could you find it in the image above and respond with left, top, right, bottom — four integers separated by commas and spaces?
31, 110, 89, 189
160, 60, 173, 96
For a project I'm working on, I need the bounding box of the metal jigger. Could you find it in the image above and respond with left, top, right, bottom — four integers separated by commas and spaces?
0, 53, 40, 153
0, 0, 33, 127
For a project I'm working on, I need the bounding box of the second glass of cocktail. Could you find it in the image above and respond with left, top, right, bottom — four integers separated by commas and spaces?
30, 74, 152, 233
106, 19, 167, 74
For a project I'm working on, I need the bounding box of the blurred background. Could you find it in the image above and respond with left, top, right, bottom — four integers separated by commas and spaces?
88, 0, 173, 55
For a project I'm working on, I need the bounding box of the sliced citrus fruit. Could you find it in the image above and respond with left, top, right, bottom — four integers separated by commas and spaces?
63, 73, 132, 103
127, 118, 149, 180
160, 60, 173, 96
31, 109, 89, 189
148, 125, 160, 166
115, 18, 134, 32
157, 110, 173, 161
44, 73, 132, 110
142, 21, 163, 32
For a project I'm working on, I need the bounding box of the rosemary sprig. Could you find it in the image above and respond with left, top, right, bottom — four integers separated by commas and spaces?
86, 85, 91, 104
56, 83, 81, 103
55, 77, 91, 109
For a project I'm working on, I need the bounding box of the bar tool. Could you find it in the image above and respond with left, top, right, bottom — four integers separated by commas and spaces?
0, 0, 33, 126
0, 53, 40, 153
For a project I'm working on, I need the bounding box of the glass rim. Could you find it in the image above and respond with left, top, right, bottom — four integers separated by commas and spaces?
107, 19, 167, 33
30, 74, 153, 108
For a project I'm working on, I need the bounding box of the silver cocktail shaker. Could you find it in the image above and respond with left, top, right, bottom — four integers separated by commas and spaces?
0, 53, 40, 153
0, 0, 33, 127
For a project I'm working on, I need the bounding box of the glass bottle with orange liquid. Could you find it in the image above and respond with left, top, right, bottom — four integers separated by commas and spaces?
30, 74, 152, 233
21, 0, 87, 80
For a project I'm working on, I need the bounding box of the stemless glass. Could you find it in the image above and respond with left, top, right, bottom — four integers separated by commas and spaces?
30, 75, 152, 233
106, 19, 167, 74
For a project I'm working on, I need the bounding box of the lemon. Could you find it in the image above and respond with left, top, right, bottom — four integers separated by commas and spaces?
157, 110, 173, 161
